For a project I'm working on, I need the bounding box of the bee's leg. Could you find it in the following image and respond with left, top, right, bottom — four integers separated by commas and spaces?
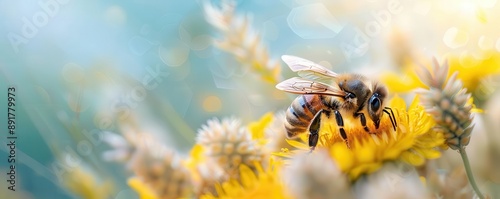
383, 107, 397, 131
355, 112, 371, 133
308, 110, 324, 152
334, 110, 350, 148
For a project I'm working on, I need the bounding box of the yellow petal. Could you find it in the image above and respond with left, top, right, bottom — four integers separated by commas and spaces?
350, 162, 382, 180
239, 164, 258, 187
248, 112, 274, 140
285, 139, 308, 150
408, 95, 422, 111
381, 72, 422, 93
476, 8, 487, 23
330, 143, 354, 171
389, 95, 406, 109
128, 177, 158, 199
400, 151, 425, 166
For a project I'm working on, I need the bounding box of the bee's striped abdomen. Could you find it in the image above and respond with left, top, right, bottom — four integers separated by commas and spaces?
284, 95, 326, 138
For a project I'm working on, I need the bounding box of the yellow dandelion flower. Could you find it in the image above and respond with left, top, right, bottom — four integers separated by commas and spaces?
382, 51, 500, 96
276, 95, 445, 181
448, 52, 500, 94
200, 159, 292, 199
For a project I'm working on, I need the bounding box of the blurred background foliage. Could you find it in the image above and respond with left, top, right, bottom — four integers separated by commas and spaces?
1, 0, 500, 198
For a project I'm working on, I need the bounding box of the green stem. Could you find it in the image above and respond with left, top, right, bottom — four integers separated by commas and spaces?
459, 147, 485, 199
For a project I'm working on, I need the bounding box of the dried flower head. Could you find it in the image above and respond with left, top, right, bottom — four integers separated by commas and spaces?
103, 130, 191, 199
103, 130, 173, 165
196, 118, 266, 178
128, 147, 191, 199
416, 58, 474, 150
204, 0, 281, 84
284, 150, 353, 199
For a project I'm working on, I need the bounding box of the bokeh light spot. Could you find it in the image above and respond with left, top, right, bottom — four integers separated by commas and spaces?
159, 39, 190, 67
287, 3, 344, 39
202, 95, 222, 112
105, 5, 127, 25
191, 35, 212, 51
459, 51, 481, 67
443, 27, 469, 49
478, 36, 494, 50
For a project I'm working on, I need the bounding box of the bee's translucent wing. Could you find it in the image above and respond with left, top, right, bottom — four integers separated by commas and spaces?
281, 55, 338, 81
276, 77, 346, 97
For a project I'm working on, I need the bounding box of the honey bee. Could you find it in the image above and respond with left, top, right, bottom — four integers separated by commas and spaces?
276, 55, 397, 151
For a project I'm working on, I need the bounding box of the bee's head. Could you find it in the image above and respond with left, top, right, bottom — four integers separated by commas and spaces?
367, 85, 387, 129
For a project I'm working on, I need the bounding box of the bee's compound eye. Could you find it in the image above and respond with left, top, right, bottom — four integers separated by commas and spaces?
369, 96, 381, 111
